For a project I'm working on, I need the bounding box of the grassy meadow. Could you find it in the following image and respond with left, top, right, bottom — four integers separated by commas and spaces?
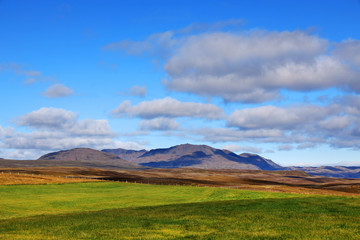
0, 182, 360, 239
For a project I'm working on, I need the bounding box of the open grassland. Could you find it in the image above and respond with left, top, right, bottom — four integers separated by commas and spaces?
0, 182, 360, 239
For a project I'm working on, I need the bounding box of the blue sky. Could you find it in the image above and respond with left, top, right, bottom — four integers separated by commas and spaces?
1, 0, 360, 166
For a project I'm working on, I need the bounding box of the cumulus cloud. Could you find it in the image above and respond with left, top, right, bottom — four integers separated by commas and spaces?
194, 97, 360, 150
163, 32, 357, 102
106, 28, 360, 103
16, 107, 115, 136
139, 118, 180, 131
69, 119, 115, 136
278, 145, 294, 151
111, 141, 146, 151
16, 108, 77, 129
334, 39, 360, 68
341, 95, 360, 115
319, 116, 351, 131
42, 84, 74, 98
0, 126, 14, 137
222, 144, 262, 154
2, 131, 115, 151
112, 97, 225, 120
195, 127, 284, 143
227, 105, 338, 130
194, 126, 326, 151
0, 149, 49, 160
296, 142, 317, 150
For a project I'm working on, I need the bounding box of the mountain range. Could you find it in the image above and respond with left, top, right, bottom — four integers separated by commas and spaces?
102, 144, 280, 170
0, 143, 359, 178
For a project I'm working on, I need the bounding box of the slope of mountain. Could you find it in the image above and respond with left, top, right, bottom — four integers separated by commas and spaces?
101, 148, 147, 161
0, 148, 143, 170
103, 144, 282, 170
38, 148, 119, 162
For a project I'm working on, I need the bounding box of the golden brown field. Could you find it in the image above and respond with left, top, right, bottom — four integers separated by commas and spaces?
1, 167, 359, 195
0, 171, 100, 185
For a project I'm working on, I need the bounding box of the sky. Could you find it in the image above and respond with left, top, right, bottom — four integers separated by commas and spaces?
1, 0, 360, 166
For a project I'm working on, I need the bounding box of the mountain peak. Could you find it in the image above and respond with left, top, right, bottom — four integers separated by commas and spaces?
38, 148, 121, 161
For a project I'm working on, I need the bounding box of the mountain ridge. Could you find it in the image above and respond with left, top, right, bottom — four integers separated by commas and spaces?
102, 143, 282, 170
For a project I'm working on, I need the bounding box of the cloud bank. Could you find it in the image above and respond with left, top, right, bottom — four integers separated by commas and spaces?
104, 26, 360, 153
106, 30, 360, 103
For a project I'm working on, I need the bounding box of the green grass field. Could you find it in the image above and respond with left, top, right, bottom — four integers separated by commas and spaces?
1, 182, 360, 239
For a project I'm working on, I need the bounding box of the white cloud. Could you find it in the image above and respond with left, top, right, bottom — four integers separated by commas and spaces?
194, 98, 360, 150
42, 84, 74, 98
69, 119, 115, 136
2, 130, 115, 151
319, 116, 351, 131
221, 144, 262, 154
112, 97, 225, 120
163, 32, 357, 102
0, 149, 49, 160
0, 126, 14, 137
112, 141, 146, 150
139, 118, 180, 131
16, 107, 77, 129
195, 127, 284, 143
107, 28, 360, 103
16, 108, 114, 136
164, 31, 327, 75
334, 39, 360, 68
341, 95, 360, 115
227, 105, 337, 130
296, 142, 317, 150
277, 145, 294, 151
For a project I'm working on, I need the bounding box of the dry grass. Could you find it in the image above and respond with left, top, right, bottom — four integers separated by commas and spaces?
0, 172, 100, 185
0, 167, 359, 196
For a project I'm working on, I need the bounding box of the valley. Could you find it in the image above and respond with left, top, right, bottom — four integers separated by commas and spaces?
1, 143, 359, 239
